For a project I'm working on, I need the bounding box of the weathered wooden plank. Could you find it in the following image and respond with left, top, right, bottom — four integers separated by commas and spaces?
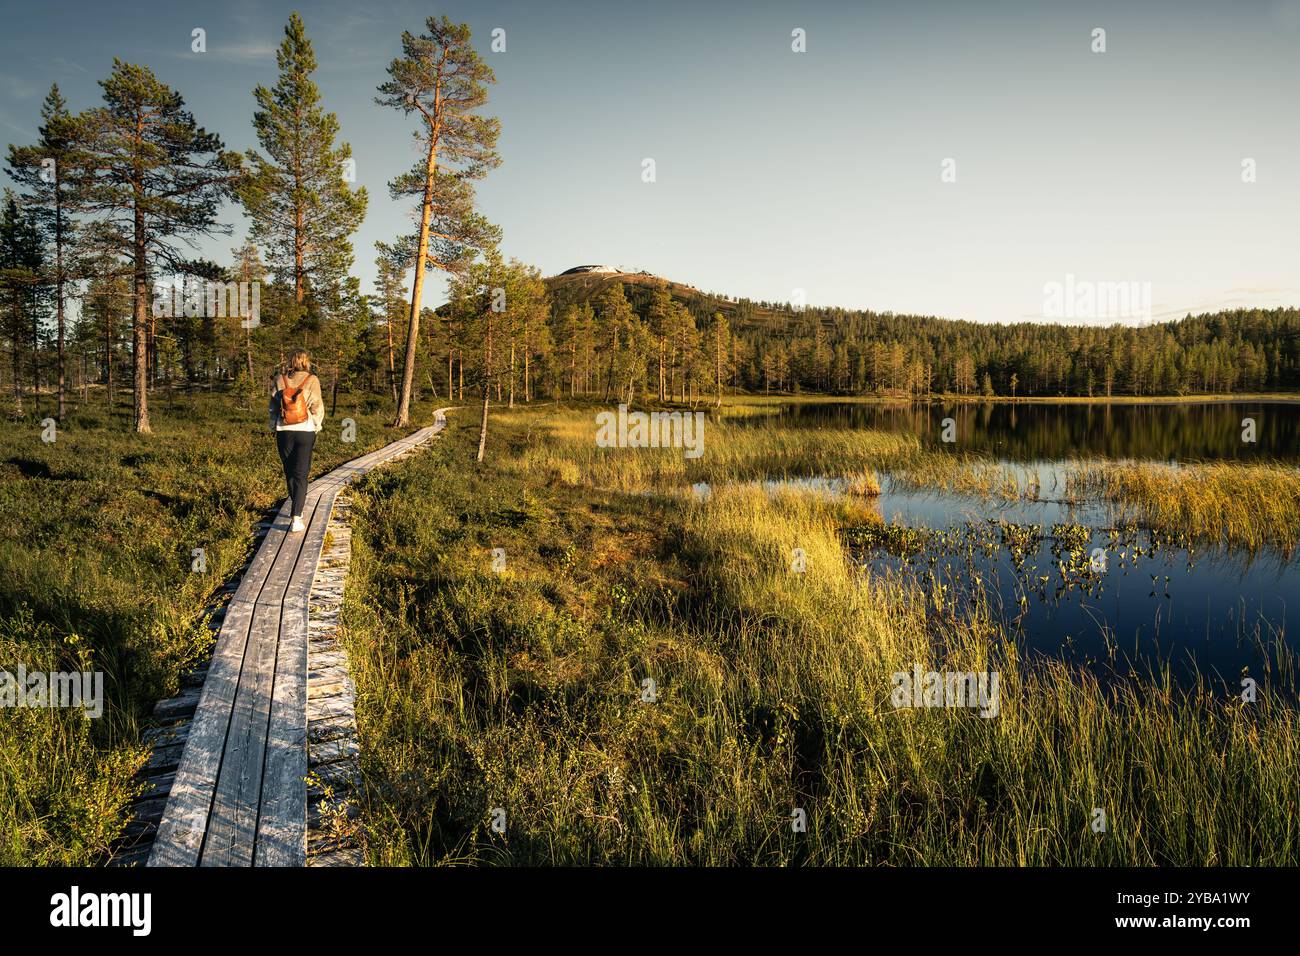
307, 677, 353, 702
228, 518, 295, 607
143, 721, 189, 747
199, 601, 282, 866
308, 651, 349, 675
152, 686, 202, 721
256, 494, 322, 609
282, 491, 337, 609
309, 734, 359, 766
255, 598, 309, 867
144, 741, 187, 774
308, 713, 355, 745
306, 694, 353, 723
307, 663, 350, 686
312, 760, 362, 790
129, 795, 169, 824
148, 596, 258, 867
134, 771, 176, 802
308, 846, 364, 867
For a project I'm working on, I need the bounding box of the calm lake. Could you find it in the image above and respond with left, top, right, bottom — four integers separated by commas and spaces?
770, 399, 1300, 461
754, 401, 1299, 686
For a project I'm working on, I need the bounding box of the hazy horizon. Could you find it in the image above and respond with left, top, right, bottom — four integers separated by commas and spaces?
2, 0, 1298, 324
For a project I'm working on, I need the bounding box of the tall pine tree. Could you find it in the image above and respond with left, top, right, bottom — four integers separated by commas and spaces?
239, 13, 367, 331
7, 84, 82, 419
75, 60, 241, 432
0, 190, 46, 408
377, 16, 501, 428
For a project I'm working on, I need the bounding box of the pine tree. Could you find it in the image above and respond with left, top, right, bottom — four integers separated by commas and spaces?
240, 13, 367, 328
231, 241, 267, 389
710, 311, 730, 406
6, 84, 82, 419
74, 60, 241, 432
510, 263, 548, 404
594, 283, 637, 402
647, 285, 672, 402
0, 191, 46, 407
377, 16, 501, 428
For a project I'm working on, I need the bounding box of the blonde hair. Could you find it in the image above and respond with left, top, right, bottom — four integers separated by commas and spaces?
284, 349, 311, 374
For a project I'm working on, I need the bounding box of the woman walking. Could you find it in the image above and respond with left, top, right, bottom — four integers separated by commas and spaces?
268, 348, 325, 532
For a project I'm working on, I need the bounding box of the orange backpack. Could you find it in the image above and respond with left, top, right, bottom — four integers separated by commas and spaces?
278, 374, 310, 426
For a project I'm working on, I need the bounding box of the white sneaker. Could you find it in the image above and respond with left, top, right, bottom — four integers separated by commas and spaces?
290, 515, 306, 533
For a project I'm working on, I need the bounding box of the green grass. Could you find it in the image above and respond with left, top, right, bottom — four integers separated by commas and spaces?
0, 386, 434, 865
341, 405, 1299, 865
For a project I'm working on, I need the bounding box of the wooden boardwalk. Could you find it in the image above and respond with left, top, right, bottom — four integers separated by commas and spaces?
149, 412, 447, 867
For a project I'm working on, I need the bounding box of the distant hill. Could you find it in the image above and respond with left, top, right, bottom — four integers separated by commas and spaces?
541, 266, 1300, 396
545, 267, 791, 334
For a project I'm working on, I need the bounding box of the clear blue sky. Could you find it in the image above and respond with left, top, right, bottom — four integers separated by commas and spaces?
2, 0, 1298, 323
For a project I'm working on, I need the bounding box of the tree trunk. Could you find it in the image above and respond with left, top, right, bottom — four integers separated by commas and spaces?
148, 309, 157, 390
604, 327, 617, 401
105, 308, 114, 408
9, 304, 20, 408
476, 312, 492, 462
387, 312, 398, 407
715, 334, 723, 407
245, 319, 254, 384
393, 88, 442, 428
31, 305, 40, 416
133, 198, 151, 433
658, 337, 666, 403
54, 175, 65, 421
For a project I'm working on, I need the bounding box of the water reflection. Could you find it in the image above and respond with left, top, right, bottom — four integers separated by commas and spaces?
853, 483, 1294, 684
753, 400, 1300, 462
755, 470, 1293, 685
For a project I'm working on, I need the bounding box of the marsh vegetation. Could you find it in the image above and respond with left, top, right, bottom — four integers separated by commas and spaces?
338, 400, 1299, 865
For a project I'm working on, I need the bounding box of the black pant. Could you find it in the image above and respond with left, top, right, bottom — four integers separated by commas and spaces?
276, 430, 316, 518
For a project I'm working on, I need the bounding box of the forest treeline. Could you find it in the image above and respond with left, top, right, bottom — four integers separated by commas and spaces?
555, 280, 1300, 400
3, 13, 1297, 450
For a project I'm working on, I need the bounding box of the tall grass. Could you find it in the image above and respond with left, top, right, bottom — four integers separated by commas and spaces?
506, 405, 1300, 546
499, 405, 918, 493
1069, 460, 1300, 550
341, 407, 1299, 865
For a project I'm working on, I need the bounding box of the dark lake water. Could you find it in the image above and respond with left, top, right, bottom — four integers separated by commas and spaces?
752, 401, 1299, 686
865, 486, 1292, 685
765, 399, 1300, 462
